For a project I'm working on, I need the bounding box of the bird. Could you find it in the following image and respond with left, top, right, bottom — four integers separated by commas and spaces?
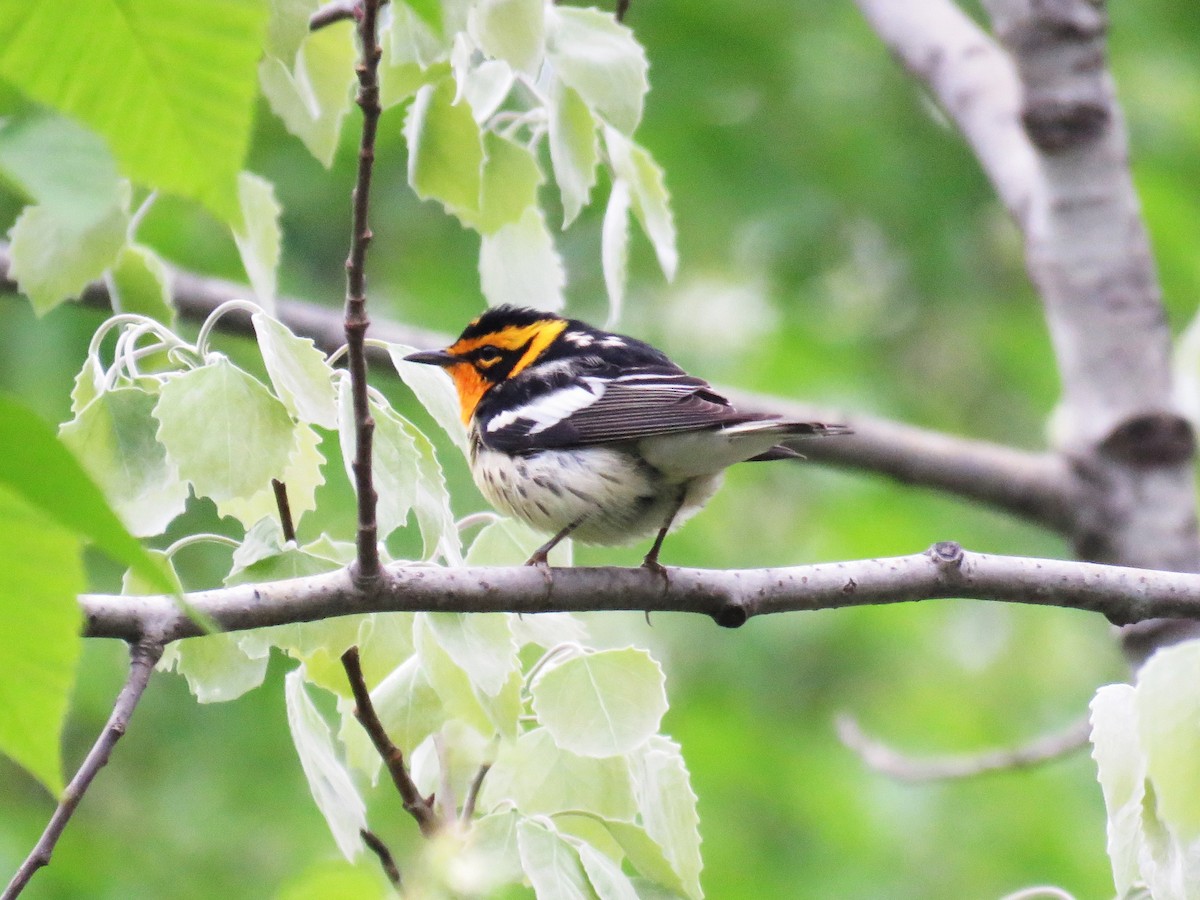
405, 305, 851, 569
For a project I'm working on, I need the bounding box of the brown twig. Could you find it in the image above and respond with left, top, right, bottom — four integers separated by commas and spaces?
3, 640, 164, 899
344, 0, 385, 584
460, 762, 492, 822
340, 647, 440, 836
360, 828, 402, 888
271, 479, 296, 543
834, 713, 1092, 782
309, 0, 391, 31
616, 0, 631, 22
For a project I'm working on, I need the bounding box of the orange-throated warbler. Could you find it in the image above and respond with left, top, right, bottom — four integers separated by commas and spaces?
406, 306, 850, 568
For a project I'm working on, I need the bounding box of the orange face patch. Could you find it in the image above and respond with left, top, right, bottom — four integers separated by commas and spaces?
446, 362, 491, 424
441, 319, 569, 422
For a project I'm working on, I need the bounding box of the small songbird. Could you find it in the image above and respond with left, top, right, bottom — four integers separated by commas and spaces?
406, 306, 850, 568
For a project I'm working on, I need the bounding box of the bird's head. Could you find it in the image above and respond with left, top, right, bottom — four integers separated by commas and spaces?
404, 306, 569, 423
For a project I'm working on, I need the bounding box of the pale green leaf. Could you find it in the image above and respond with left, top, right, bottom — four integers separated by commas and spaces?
155, 357, 298, 503
470, 0, 544, 75
8, 195, 129, 315
387, 342, 470, 454
601, 180, 632, 326
402, 0, 444, 34
1091, 683, 1146, 898
260, 22, 357, 168
59, 386, 188, 537
480, 205, 566, 310
380, 4, 451, 109
216, 422, 326, 529
517, 819, 596, 900
0, 111, 122, 216
511, 611, 589, 650
466, 516, 572, 567
0, 486, 83, 796
160, 632, 268, 704
121, 548, 182, 597
605, 127, 677, 282
411, 426, 463, 564
264, 0, 316, 60
371, 655, 446, 751
601, 819, 691, 898
1137, 641, 1200, 839
479, 728, 637, 820
277, 859, 388, 900
0, 0, 267, 219
405, 78, 485, 226
550, 84, 600, 228
451, 36, 515, 122
70, 356, 105, 417
465, 810, 525, 886
109, 244, 175, 325
285, 667, 368, 861
628, 736, 702, 899
233, 173, 282, 313
408, 720, 493, 800
479, 132, 544, 234
546, 7, 648, 135
577, 839, 640, 900
478, 667, 523, 740
426, 612, 517, 697
414, 613, 493, 735
254, 314, 339, 429
532, 648, 667, 758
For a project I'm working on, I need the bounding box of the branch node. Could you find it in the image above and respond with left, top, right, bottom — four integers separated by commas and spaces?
713, 601, 749, 629
928, 540, 965, 570
1098, 411, 1195, 467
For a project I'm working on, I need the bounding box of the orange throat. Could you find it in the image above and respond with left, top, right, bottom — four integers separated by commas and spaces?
448, 363, 491, 424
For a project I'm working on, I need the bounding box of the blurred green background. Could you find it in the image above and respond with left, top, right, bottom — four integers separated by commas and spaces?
3, 0, 1198, 896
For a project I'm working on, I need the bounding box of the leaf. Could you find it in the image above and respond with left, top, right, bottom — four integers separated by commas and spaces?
405, 78, 485, 227
411, 426, 462, 564
601, 180, 632, 327
0, 0, 267, 219
546, 7, 648, 136
370, 655, 446, 751
627, 736, 702, 900
479, 728, 638, 820
466, 516, 572, 567
479, 132, 544, 235
233, 173, 282, 314
605, 127, 677, 282
70, 356, 105, 417
600, 819, 691, 898
469, 0, 545, 76
517, 819, 596, 900
1136, 640, 1200, 838
550, 84, 600, 229
0, 394, 174, 593
0, 485, 83, 796
109, 244, 175, 325
260, 22, 357, 168
426, 612, 517, 698
576, 840, 640, 900
8, 193, 129, 315
531, 648, 668, 757
1091, 683, 1146, 898
451, 35, 514, 122
285, 667, 368, 861
465, 810, 525, 886
159, 632, 269, 704
401, 0, 444, 35
387, 342, 470, 455
155, 357, 298, 503
414, 612, 493, 735
215, 422, 326, 530
480, 206, 566, 310
59, 386, 189, 537
254, 313, 339, 429
0, 110, 123, 216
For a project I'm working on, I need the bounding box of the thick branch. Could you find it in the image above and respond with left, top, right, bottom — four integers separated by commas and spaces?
79, 543, 1200, 645
3, 641, 163, 900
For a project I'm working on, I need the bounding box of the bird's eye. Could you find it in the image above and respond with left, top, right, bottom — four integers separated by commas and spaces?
476, 346, 502, 365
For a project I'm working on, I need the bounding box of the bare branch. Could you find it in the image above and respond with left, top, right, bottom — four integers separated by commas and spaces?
80, 542, 1200, 646
835, 713, 1091, 782
272, 479, 296, 543
360, 829, 402, 888
461, 762, 492, 823
341, 647, 440, 836
3, 641, 163, 900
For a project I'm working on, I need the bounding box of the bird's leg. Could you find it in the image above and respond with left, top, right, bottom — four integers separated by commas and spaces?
642, 485, 688, 576
525, 519, 583, 567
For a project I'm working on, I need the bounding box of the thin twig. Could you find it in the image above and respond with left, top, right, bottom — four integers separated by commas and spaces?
271, 479, 296, 543
344, 0, 384, 583
615, 0, 631, 22
3, 640, 164, 900
360, 828, 402, 888
460, 762, 492, 822
834, 713, 1092, 782
340, 647, 440, 836
309, 0, 391, 31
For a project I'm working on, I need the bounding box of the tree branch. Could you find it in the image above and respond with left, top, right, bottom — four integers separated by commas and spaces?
835, 713, 1091, 782
79, 542, 1200, 646
2, 640, 163, 900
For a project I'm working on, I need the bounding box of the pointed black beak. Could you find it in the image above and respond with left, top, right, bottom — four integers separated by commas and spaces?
404, 349, 457, 367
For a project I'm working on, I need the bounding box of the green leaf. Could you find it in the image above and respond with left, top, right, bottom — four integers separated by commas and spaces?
405, 78, 485, 226
70, 356, 105, 417
1090, 683, 1145, 897
480, 206, 566, 310
0, 394, 174, 593
260, 22, 357, 168
233, 173, 282, 314
410, 426, 463, 564
158, 632, 268, 704
0, 110, 123, 215
628, 736, 702, 900
546, 7, 648, 136
466, 516, 572, 567
469, 0, 545, 75
216, 422, 326, 530
370, 655, 446, 751
577, 839, 640, 900
480, 728, 637, 820
402, 0, 444, 35
380, 9, 450, 110
387, 342, 470, 454
479, 132, 544, 234
516, 819, 596, 900
532, 648, 668, 757
414, 613, 493, 735
59, 386, 189, 537
0, 485, 83, 796
600, 819, 691, 898
0, 0, 267, 220
285, 667, 368, 861
264, 0, 317, 60
601, 180, 632, 326
109, 244, 175, 325
426, 612, 517, 697
254, 314, 339, 429
451, 40, 515, 122
465, 810, 526, 886
1136, 640, 1200, 839
550, 84, 600, 228
155, 357, 298, 503
605, 127, 677, 282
